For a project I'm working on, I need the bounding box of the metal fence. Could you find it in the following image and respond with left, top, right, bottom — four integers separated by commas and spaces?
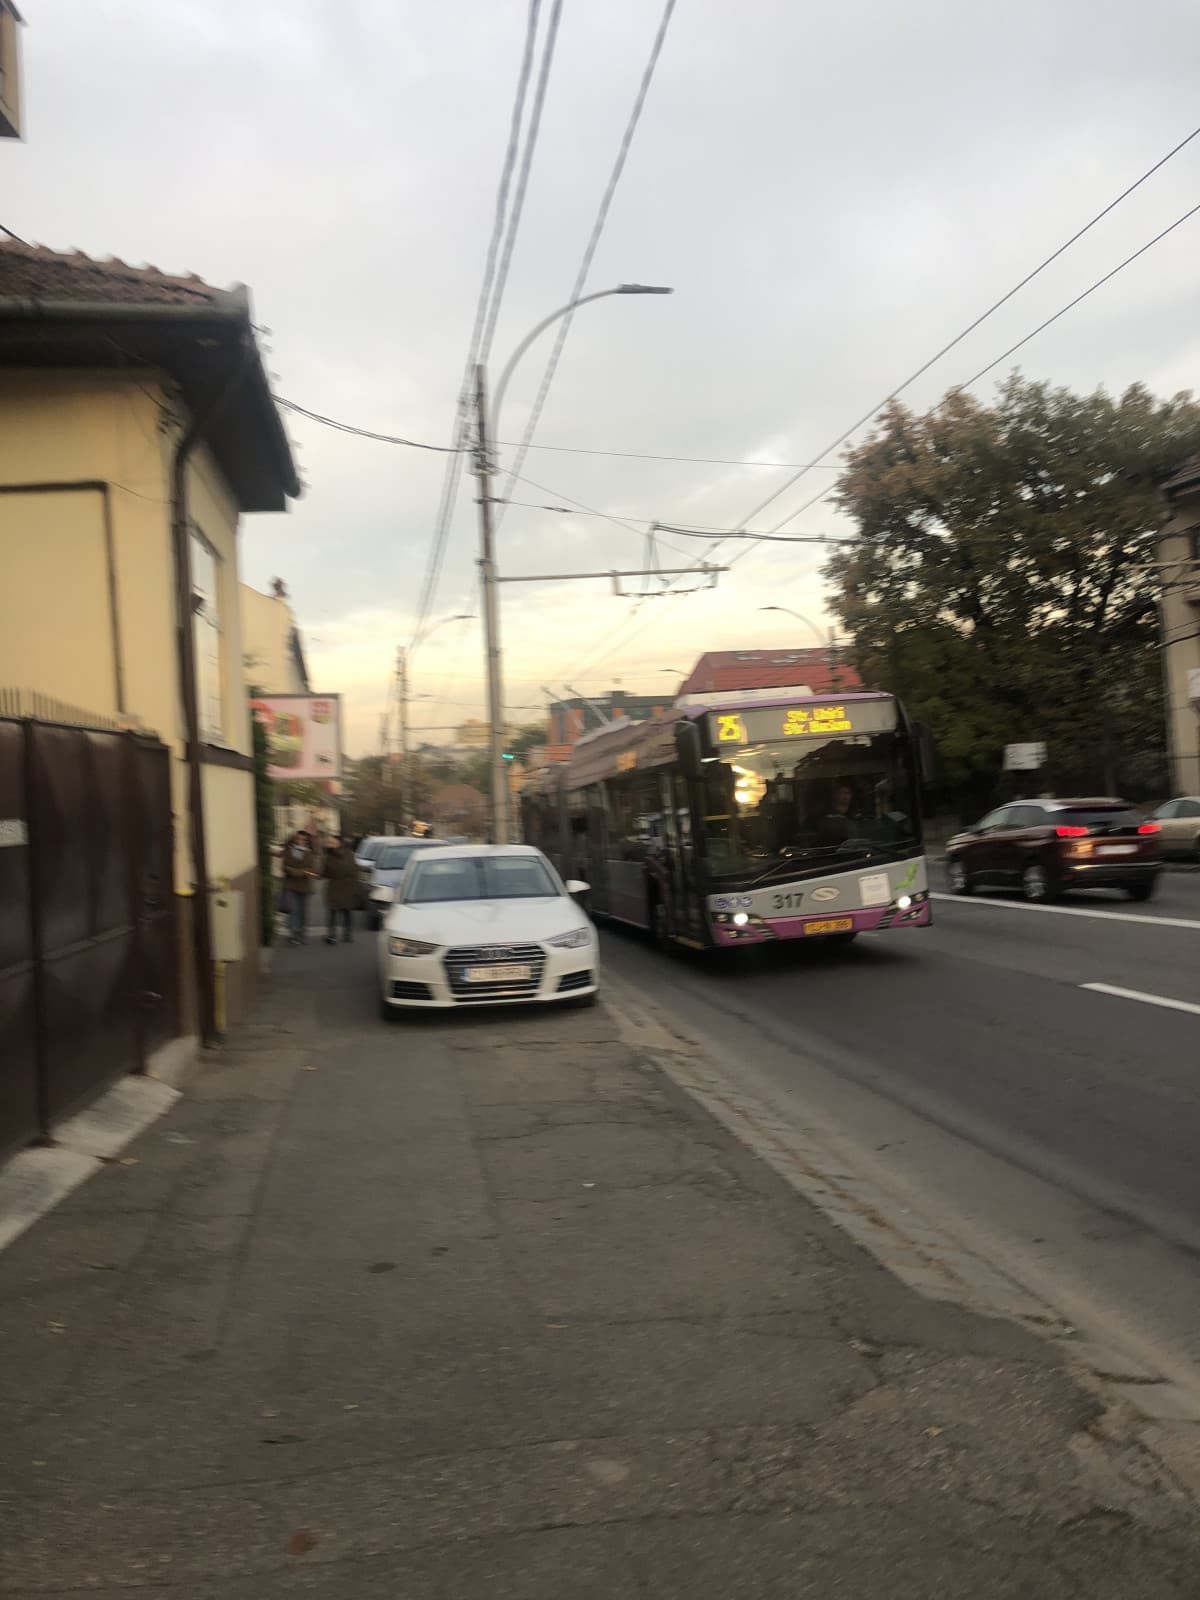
0, 716, 179, 1159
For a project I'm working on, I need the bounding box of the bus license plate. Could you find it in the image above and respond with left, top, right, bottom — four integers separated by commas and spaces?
803, 917, 853, 936
464, 963, 532, 983
1098, 844, 1136, 855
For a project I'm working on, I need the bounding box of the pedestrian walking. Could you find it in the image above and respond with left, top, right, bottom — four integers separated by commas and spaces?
281, 830, 318, 945
321, 833, 359, 944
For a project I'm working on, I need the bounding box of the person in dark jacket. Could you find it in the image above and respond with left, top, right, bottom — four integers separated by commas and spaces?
321, 834, 359, 944
282, 830, 318, 945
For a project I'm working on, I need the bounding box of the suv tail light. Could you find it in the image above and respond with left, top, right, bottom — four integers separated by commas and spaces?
1137, 821, 1161, 835
1054, 825, 1088, 838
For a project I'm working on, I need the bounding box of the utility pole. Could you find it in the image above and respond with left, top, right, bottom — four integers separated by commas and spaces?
397, 646, 412, 828
829, 627, 843, 693
474, 363, 509, 845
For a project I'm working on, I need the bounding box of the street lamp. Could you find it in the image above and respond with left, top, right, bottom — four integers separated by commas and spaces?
414, 611, 474, 652
476, 284, 673, 842
758, 605, 845, 690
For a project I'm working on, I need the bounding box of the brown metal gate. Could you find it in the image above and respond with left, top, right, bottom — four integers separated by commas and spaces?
0, 717, 179, 1158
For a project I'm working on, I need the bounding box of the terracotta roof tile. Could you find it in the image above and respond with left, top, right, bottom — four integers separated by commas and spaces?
0, 238, 228, 308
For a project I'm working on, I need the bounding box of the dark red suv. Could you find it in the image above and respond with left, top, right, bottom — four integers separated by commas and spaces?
946, 798, 1162, 903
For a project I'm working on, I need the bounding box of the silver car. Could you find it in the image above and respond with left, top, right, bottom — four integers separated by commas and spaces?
1149, 797, 1200, 861
365, 837, 447, 929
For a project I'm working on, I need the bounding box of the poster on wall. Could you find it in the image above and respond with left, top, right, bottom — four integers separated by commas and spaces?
251, 695, 343, 781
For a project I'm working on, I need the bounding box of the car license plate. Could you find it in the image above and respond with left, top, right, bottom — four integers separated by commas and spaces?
1098, 844, 1136, 856
463, 963, 532, 983
803, 917, 853, 936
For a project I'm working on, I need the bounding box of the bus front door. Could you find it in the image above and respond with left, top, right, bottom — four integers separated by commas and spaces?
661, 773, 706, 943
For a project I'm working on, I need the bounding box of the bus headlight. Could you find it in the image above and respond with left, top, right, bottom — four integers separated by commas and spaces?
897, 894, 913, 910
732, 912, 749, 926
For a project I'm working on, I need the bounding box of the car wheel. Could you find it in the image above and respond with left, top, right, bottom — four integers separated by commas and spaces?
1021, 861, 1056, 903
947, 857, 973, 896
1127, 880, 1157, 903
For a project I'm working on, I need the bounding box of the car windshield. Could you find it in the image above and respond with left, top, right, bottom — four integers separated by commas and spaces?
405, 856, 560, 903
702, 733, 918, 882
377, 844, 424, 871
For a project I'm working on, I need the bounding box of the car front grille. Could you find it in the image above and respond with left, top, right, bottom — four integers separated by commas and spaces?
556, 970, 594, 993
390, 980, 434, 1001
444, 943, 545, 1002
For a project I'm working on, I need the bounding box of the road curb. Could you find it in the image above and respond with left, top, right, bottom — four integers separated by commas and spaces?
0, 1075, 182, 1257
602, 972, 1200, 1501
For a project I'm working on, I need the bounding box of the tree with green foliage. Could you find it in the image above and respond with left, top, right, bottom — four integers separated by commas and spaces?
826, 376, 1200, 815
508, 721, 548, 757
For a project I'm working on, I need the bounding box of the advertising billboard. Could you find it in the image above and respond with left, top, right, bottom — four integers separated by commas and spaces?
251, 695, 342, 781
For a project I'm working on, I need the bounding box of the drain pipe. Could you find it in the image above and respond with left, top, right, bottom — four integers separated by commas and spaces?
171, 337, 254, 1046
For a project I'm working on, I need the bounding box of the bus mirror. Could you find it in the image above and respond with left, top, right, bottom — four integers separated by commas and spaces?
675, 719, 702, 781
913, 721, 936, 788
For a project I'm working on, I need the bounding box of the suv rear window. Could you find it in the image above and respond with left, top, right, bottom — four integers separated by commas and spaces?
1050, 807, 1140, 830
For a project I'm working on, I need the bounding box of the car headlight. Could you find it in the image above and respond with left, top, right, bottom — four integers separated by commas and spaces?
387, 936, 437, 957
547, 927, 591, 949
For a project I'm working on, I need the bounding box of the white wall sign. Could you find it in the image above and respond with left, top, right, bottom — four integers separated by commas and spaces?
1004, 742, 1047, 771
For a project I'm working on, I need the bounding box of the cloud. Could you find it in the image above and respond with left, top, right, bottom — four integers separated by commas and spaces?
8, 0, 1200, 750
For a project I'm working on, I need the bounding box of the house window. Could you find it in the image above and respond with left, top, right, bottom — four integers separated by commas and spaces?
190, 528, 224, 744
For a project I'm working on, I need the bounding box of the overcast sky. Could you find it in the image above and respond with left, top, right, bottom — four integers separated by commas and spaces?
7, 0, 1200, 752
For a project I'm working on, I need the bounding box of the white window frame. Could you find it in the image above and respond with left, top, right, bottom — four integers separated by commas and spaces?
190, 525, 225, 746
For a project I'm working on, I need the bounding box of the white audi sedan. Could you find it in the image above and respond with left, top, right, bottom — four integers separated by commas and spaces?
376, 844, 598, 1017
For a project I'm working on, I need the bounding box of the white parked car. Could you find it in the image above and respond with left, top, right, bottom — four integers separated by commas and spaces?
377, 844, 598, 1017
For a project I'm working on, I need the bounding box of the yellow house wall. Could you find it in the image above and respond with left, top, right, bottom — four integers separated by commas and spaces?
0, 485, 118, 716
241, 583, 305, 695
0, 368, 260, 1014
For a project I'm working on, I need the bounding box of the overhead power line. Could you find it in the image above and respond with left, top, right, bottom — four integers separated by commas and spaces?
766, 193, 1200, 537
0, 223, 28, 244
479, 0, 564, 366
654, 118, 1200, 581
276, 397, 461, 452
951, 197, 1200, 397
548, 116, 1200, 686
406, 0, 553, 650
274, 394, 849, 471
494, 0, 678, 527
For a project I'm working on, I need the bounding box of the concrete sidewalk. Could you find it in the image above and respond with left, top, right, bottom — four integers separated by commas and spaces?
2, 940, 1199, 1597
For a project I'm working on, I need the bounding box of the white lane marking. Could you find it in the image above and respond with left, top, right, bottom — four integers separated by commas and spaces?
1081, 982, 1200, 1018
931, 892, 1200, 932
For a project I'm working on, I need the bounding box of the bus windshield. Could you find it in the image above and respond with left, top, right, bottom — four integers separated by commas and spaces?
702, 733, 918, 882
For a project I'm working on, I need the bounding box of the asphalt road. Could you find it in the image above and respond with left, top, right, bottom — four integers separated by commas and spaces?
599, 865, 1200, 1387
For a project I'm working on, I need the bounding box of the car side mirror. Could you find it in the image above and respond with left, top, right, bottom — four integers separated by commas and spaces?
565, 879, 590, 898
370, 885, 394, 904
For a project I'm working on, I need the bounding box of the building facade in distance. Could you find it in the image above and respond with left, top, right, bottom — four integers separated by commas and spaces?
1159, 463, 1200, 795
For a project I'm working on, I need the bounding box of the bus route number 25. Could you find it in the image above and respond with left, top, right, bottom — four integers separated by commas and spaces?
717, 714, 747, 743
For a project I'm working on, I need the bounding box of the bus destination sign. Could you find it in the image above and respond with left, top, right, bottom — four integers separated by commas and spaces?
709, 700, 896, 747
